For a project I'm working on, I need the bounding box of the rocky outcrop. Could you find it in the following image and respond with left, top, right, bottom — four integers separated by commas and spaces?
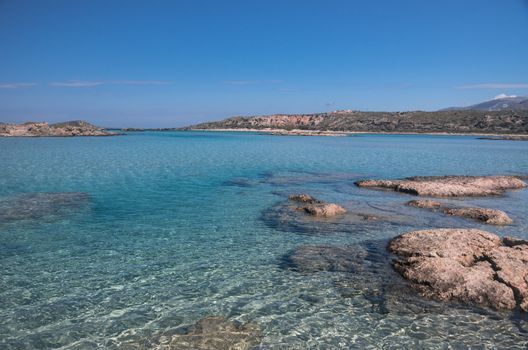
443, 208, 513, 225
163, 316, 261, 350
289, 194, 346, 217
407, 199, 513, 225
0, 120, 119, 137
356, 175, 526, 197
389, 229, 528, 312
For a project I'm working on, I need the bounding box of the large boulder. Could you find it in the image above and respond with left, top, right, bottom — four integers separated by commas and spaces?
356, 175, 526, 197
162, 316, 261, 350
389, 229, 528, 311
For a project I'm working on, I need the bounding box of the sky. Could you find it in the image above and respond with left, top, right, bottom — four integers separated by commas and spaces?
0, 0, 527, 127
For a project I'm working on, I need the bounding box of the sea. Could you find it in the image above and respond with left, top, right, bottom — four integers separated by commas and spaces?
1, 131, 528, 349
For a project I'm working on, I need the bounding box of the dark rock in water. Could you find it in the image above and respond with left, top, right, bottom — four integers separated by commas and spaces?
162, 316, 262, 350
284, 245, 367, 273
356, 175, 527, 197
407, 199, 443, 209
389, 229, 528, 312
0, 192, 90, 224
223, 177, 259, 188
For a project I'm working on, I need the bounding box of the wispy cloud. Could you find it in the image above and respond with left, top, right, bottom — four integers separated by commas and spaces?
223, 79, 283, 86
49, 80, 171, 87
0, 82, 37, 89
49, 81, 103, 87
457, 83, 528, 89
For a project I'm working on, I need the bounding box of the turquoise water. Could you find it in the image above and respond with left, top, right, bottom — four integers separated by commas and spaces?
1, 131, 528, 349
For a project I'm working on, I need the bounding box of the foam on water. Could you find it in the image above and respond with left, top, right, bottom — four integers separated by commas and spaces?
0, 132, 527, 349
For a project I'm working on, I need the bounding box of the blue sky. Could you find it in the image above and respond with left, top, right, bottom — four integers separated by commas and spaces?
0, 0, 527, 127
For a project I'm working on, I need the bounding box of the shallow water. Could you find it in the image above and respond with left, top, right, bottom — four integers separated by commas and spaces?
1, 132, 527, 349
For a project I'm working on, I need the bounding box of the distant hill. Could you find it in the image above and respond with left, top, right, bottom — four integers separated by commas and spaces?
0, 120, 119, 137
182, 109, 528, 135
445, 95, 528, 112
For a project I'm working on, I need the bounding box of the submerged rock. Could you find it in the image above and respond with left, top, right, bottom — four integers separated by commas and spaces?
288, 194, 320, 203
406, 199, 513, 225
284, 245, 367, 273
389, 228, 528, 312
261, 199, 409, 235
444, 208, 513, 225
407, 199, 443, 209
0, 192, 90, 224
288, 193, 346, 218
356, 175, 526, 197
163, 316, 261, 350
302, 202, 347, 217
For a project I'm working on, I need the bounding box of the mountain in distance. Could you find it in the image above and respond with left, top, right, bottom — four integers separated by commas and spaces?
444, 94, 528, 111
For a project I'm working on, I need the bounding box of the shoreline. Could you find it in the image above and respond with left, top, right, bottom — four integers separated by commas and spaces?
183, 128, 528, 138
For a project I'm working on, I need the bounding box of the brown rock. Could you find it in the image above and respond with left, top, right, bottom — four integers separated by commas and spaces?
302, 203, 347, 217
356, 175, 526, 197
389, 229, 528, 311
164, 316, 261, 350
444, 208, 513, 225
288, 194, 347, 217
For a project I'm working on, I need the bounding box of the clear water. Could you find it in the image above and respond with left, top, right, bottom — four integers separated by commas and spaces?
1, 132, 527, 349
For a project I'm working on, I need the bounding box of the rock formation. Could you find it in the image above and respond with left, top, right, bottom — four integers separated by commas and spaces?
356, 175, 526, 197
443, 208, 513, 225
289, 193, 347, 217
389, 229, 528, 312
407, 199, 513, 225
0, 120, 119, 137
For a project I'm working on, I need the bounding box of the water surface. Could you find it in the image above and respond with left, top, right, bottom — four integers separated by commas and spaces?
1, 132, 527, 349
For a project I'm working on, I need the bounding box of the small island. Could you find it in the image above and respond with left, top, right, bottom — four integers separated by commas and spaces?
0, 120, 119, 137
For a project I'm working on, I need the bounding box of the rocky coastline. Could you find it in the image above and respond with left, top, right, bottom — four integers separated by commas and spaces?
0, 120, 119, 137
182, 109, 528, 135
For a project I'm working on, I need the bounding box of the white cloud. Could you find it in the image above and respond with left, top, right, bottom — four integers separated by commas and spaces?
49, 81, 103, 87
49, 80, 171, 87
457, 83, 528, 89
493, 93, 517, 100
0, 82, 37, 89
223, 80, 283, 85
